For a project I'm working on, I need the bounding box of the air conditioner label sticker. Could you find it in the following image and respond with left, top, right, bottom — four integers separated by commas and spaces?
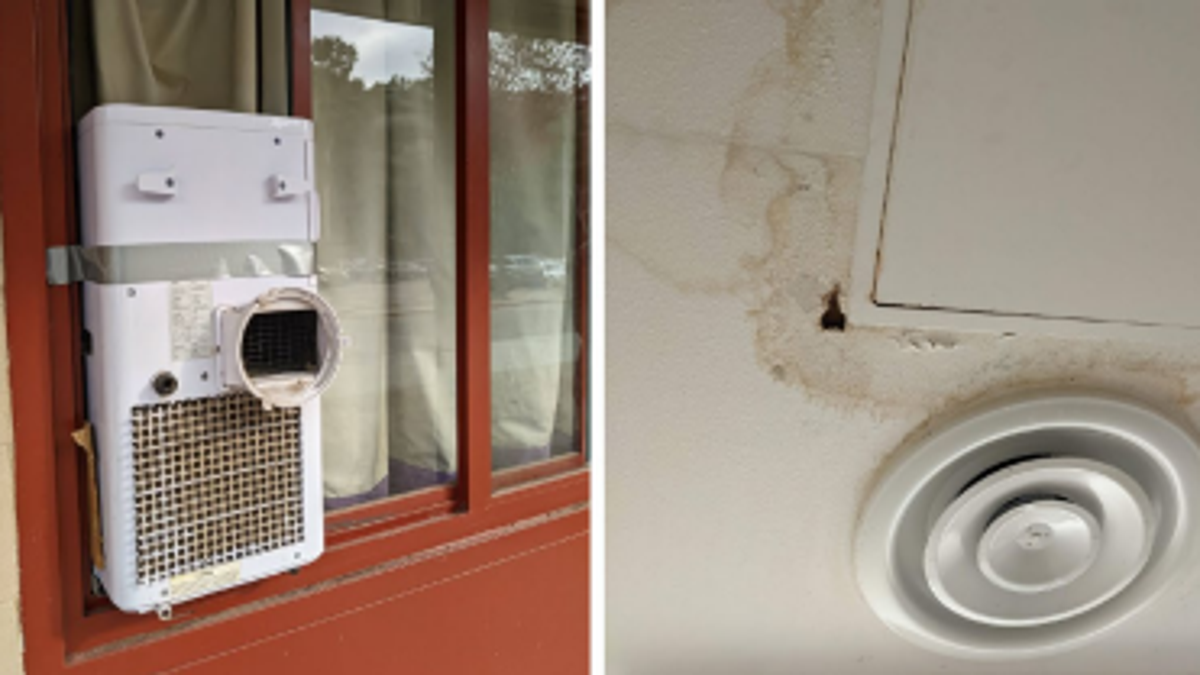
170, 281, 214, 360
168, 561, 241, 601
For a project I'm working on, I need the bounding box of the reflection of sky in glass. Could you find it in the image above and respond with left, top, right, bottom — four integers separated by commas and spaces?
312, 10, 433, 85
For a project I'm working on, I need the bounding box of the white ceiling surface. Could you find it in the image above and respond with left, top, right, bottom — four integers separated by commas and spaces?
606, 1, 1200, 673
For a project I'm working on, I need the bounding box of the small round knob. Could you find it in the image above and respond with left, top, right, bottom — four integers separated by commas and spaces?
151, 371, 179, 397
1017, 522, 1055, 550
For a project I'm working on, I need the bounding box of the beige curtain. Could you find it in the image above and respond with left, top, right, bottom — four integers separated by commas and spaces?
314, 0, 583, 506
72, 0, 288, 118
489, 0, 582, 466
311, 0, 459, 505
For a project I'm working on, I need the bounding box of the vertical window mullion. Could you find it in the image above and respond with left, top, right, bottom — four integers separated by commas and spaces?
456, 0, 493, 511
289, 0, 312, 118
576, 2, 591, 461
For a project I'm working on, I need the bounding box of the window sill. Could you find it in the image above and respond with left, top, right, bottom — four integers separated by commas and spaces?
64, 468, 587, 666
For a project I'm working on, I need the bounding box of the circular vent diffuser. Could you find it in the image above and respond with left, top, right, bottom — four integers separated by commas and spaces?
220, 287, 344, 409
855, 393, 1200, 659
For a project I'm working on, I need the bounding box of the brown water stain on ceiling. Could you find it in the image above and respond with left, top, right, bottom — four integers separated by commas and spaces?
609, 0, 1200, 420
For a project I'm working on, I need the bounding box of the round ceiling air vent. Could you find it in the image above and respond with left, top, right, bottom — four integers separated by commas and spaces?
855, 393, 1200, 660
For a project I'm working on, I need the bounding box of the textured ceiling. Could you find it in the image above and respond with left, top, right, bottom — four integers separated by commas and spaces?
607, 1, 1200, 672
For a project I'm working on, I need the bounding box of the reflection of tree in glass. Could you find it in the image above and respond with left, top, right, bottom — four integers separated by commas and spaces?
312, 32, 587, 97
488, 33, 589, 93
486, 32, 587, 259
312, 35, 358, 81
312, 34, 439, 275
312, 30, 587, 261
313, 35, 434, 94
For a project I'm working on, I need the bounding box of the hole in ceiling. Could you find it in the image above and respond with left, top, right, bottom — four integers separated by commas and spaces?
820, 286, 846, 332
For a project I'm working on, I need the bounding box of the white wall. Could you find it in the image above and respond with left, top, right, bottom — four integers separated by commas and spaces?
607, 1, 1200, 672
0, 209, 24, 673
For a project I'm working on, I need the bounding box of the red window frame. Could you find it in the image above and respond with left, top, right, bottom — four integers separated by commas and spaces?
0, 0, 590, 672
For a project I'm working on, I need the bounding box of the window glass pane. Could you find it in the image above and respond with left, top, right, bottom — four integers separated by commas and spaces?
489, 0, 589, 476
312, 1, 457, 509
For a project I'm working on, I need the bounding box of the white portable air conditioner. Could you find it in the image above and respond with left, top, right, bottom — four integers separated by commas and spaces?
74, 104, 342, 618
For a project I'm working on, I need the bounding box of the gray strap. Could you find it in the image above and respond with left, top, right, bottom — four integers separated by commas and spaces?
46, 241, 315, 285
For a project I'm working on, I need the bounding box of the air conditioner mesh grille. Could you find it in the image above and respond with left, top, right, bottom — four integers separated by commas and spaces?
132, 393, 303, 585
242, 309, 319, 377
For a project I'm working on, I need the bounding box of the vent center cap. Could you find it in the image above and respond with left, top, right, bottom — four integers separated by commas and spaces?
979, 501, 1100, 593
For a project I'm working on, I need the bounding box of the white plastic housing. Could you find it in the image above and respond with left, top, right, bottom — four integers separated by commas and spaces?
78, 105, 317, 246
78, 105, 327, 615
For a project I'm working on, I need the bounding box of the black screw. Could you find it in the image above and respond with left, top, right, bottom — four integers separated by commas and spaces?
152, 371, 179, 397
165, 177, 175, 188
155, 129, 164, 139
279, 180, 287, 191
274, 137, 282, 146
